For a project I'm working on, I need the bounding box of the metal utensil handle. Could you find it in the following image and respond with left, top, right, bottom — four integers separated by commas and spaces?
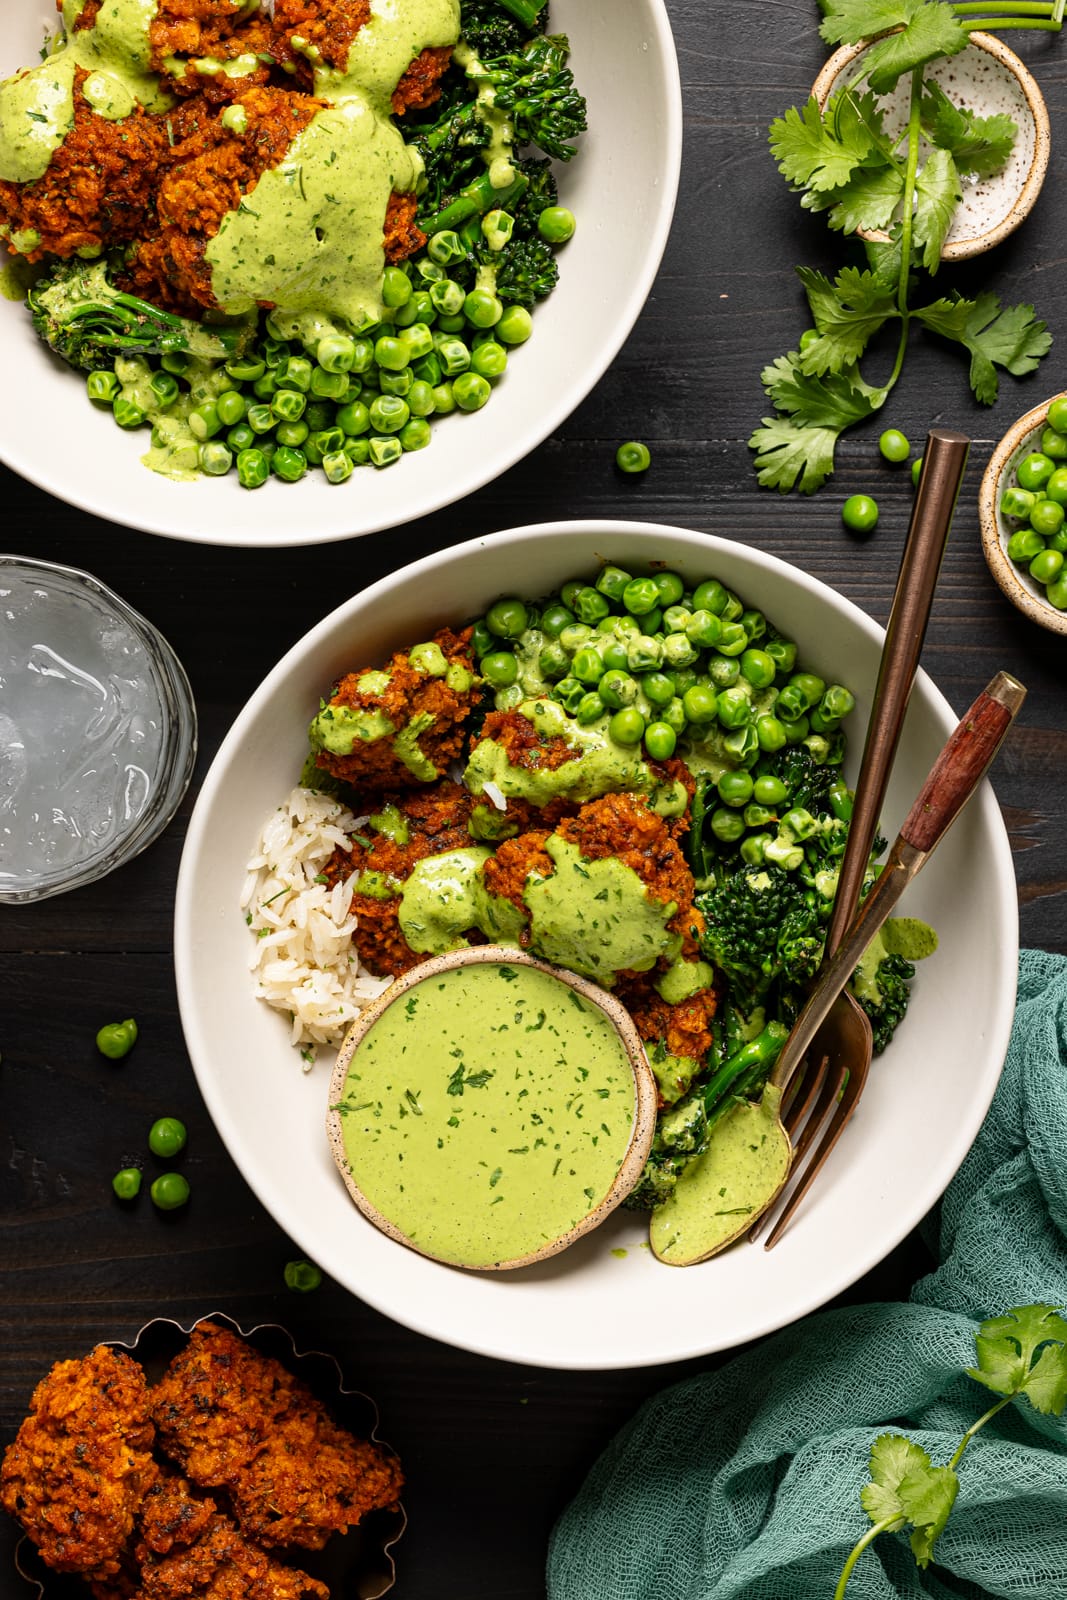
824, 427, 970, 958
898, 671, 1026, 855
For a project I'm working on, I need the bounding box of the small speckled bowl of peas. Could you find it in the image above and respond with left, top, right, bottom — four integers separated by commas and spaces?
979, 392, 1067, 636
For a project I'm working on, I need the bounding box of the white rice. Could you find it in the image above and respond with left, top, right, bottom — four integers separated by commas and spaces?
241, 786, 391, 1062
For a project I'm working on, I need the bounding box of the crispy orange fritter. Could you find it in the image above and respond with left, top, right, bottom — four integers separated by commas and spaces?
129, 84, 325, 312
149, 0, 263, 76
383, 189, 426, 264
149, 1323, 403, 1551
314, 628, 480, 796
0, 74, 168, 261
0, 1346, 157, 1579
481, 828, 553, 916
392, 45, 454, 115
477, 708, 582, 774
271, 0, 371, 72
134, 1511, 330, 1599
555, 793, 701, 941
616, 978, 719, 1062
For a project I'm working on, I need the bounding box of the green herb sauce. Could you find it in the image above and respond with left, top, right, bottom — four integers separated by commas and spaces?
335, 962, 637, 1268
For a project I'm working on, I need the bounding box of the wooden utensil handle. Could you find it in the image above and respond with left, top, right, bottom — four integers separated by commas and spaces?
898, 672, 1026, 854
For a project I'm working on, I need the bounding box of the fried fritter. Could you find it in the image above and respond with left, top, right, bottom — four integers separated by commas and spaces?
150, 1323, 403, 1550
312, 628, 480, 796
272, 0, 371, 72
0, 74, 168, 261
134, 1510, 330, 1600
392, 44, 454, 115
0, 1346, 157, 1578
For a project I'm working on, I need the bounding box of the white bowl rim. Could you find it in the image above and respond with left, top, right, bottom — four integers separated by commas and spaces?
174, 518, 1020, 1369
0, 3, 683, 548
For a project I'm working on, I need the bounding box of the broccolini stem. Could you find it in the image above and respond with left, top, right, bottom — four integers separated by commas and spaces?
701, 1022, 789, 1122
497, 0, 548, 26
417, 170, 529, 235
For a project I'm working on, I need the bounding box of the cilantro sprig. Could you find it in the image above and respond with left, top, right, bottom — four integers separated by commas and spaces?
752, 0, 1054, 494
835, 1303, 1067, 1598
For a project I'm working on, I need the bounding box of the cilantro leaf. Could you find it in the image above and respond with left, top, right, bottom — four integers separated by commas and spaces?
860, 1433, 958, 1568
821, 0, 968, 94
912, 146, 959, 272
916, 293, 1052, 404
967, 1303, 1067, 1408
749, 415, 841, 495
770, 94, 875, 193
798, 265, 897, 374
750, 352, 886, 492
920, 81, 1016, 179
818, 163, 904, 235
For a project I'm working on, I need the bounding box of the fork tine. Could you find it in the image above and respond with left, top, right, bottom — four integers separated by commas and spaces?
782, 1049, 830, 1138
748, 1051, 836, 1244
760, 1061, 865, 1249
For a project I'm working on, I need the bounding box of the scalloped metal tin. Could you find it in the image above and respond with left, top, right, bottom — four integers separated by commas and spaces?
10, 1312, 405, 1600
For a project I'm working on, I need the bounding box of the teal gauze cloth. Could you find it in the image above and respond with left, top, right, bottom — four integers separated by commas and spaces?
548, 951, 1067, 1600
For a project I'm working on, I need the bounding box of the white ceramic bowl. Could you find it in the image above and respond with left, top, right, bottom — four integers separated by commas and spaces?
812, 31, 1049, 260
0, 5, 680, 547
978, 392, 1067, 636
175, 522, 1019, 1371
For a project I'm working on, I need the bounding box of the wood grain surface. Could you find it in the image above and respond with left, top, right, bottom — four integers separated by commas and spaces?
2, 4, 1065, 1596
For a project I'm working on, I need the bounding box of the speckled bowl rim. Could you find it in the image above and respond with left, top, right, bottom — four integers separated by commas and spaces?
812, 30, 1050, 260
10, 1311, 406, 1600
978, 391, 1067, 636
327, 946, 660, 1272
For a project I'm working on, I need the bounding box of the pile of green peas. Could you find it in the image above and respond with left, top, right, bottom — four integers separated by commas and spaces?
999, 397, 1067, 611
469, 566, 855, 811
89, 205, 574, 488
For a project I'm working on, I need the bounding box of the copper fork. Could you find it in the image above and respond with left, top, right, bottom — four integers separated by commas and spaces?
751, 427, 972, 1245
750, 669, 1026, 1248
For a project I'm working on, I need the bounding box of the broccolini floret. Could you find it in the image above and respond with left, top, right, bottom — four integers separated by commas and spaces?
852, 950, 917, 1055
28, 257, 250, 373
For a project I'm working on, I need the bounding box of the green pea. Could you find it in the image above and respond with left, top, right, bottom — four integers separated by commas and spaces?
150, 371, 181, 410
485, 598, 527, 640
652, 571, 685, 606
559, 622, 593, 654
150, 1172, 190, 1211
642, 671, 675, 707
717, 686, 752, 729
600, 639, 630, 672
113, 396, 146, 429
199, 441, 233, 477
693, 579, 728, 615
540, 602, 575, 638
663, 696, 687, 735
538, 205, 576, 244
400, 322, 435, 363
225, 355, 265, 382
706, 653, 740, 688
574, 586, 611, 625
112, 1167, 142, 1201
272, 445, 307, 483
1030, 548, 1064, 585
622, 577, 660, 615
755, 714, 787, 753
271, 388, 307, 423
284, 1259, 323, 1292
320, 449, 352, 483
740, 648, 776, 688
626, 634, 662, 673
496, 305, 533, 345
1047, 574, 1067, 609
912, 456, 924, 488
374, 334, 409, 372
382, 265, 413, 308
616, 440, 651, 474
740, 609, 766, 642
740, 833, 772, 867
820, 684, 856, 720
753, 774, 788, 806
253, 371, 278, 400
1051, 528, 1067, 554
399, 418, 431, 451
337, 400, 371, 436
246, 402, 274, 434
1000, 486, 1036, 519
537, 640, 568, 680
407, 380, 436, 418
237, 448, 270, 489
682, 684, 718, 725
148, 1116, 187, 1158
644, 722, 676, 761
369, 395, 410, 434
276, 420, 309, 448
554, 676, 584, 713
96, 1019, 138, 1060
1007, 526, 1046, 563
1040, 426, 1067, 461
599, 669, 638, 708
717, 622, 748, 657
310, 366, 349, 400
743, 802, 775, 829
560, 581, 585, 609
572, 646, 605, 684
161, 350, 190, 375
453, 372, 491, 411
608, 707, 645, 745
88, 370, 120, 404
1044, 467, 1067, 506
782, 714, 810, 744
841, 493, 879, 533
1047, 398, 1067, 435
879, 428, 910, 463
575, 691, 606, 724
765, 637, 797, 674
481, 650, 518, 687
710, 807, 745, 843
595, 565, 633, 601
685, 609, 722, 649
1017, 451, 1055, 491
781, 807, 818, 842
463, 288, 503, 328
316, 334, 356, 373
471, 341, 507, 380
1031, 499, 1065, 538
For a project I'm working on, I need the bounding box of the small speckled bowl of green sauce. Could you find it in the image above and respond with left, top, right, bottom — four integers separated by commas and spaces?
326, 948, 659, 1271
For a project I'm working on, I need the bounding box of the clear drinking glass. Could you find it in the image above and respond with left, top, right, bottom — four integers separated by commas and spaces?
0, 554, 197, 903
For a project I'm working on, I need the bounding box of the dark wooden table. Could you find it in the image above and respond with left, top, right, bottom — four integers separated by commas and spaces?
3, 5, 1066, 1595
